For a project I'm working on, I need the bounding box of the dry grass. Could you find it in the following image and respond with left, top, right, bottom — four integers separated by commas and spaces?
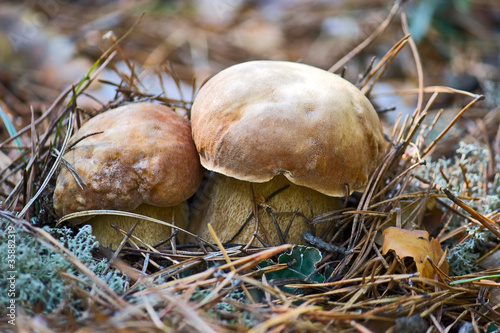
1, 2, 499, 332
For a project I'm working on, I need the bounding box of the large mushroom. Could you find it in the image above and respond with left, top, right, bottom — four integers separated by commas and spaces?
53, 102, 204, 248
189, 60, 388, 246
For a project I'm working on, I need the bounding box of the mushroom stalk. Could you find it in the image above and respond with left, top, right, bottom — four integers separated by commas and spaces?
88, 203, 188, 248
190, 173, 339, 246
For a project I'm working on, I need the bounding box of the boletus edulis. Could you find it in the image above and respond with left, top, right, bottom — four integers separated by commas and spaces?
53, 102, 204, 248
189, 60, 388, 246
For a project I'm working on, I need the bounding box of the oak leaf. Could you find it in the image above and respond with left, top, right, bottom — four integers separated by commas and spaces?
382, 227, 449, 278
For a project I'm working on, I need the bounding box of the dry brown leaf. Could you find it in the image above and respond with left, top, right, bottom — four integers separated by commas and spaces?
382, 227, 448, 278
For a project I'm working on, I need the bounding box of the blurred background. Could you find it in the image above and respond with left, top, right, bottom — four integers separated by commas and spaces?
0, 0, 499, 156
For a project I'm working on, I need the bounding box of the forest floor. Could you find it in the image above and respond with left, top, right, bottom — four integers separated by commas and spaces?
1, 1, 500, 332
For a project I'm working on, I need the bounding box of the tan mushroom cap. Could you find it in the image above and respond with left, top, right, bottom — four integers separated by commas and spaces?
191, 60, 387, 197
54, 102, 203, 221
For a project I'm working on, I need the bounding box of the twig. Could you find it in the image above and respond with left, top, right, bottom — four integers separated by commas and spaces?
302, 231, 351, 254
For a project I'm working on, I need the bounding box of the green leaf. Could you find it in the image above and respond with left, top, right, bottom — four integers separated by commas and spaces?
486, 323, 498, 333
263, 245, 325, 285
0, 106, 22, 150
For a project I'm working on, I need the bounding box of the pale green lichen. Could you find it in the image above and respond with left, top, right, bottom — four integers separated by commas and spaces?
413, 141, 499, 275
446, 226, 484, 276
0, 219, 127, 315
418, 141, 498, 214
188, 287, 254, 328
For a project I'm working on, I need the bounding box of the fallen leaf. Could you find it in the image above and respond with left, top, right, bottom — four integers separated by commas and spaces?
375, 199, 443, 246
382, 227, 449, 278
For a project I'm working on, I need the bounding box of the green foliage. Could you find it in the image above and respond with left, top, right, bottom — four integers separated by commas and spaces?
0, 218, 127, 315
0, 105, 22, 150
486, 323, 499, 333
409, 0, 471, 42
261, 245, 325, 292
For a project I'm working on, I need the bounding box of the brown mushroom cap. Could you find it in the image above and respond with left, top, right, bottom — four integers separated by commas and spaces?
191, 60, 387, 197
54, 102, 203, 221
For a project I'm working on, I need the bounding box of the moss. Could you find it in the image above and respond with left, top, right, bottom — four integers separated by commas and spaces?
0, 219, 127, 315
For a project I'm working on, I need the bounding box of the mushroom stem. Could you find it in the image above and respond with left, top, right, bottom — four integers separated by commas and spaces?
88, 203, 188, 248
190, 173, 340, 246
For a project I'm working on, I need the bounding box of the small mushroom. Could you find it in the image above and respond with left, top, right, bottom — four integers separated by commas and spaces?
189, 60, 388, 246
53, 102, 203, 248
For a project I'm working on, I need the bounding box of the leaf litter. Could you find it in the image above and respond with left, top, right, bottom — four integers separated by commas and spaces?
0, 1, 499, 332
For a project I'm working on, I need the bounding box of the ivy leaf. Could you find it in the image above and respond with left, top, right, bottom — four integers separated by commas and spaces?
263, 245, 325, 285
